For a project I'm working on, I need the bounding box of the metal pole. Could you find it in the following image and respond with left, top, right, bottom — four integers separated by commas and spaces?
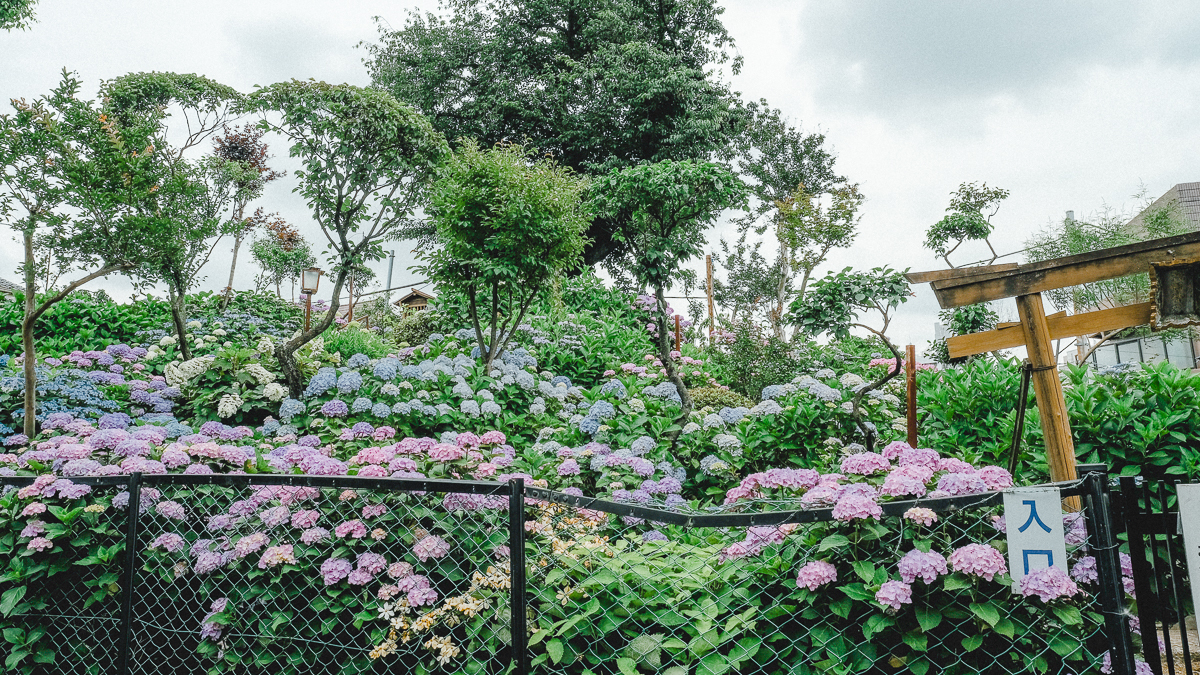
905, 344, 917, 448
509, 478, 527, 675
1085, 471, 1136, 675
1120, 476, 1161, 675
385, 250, 395, 294
116, 472, 143, 675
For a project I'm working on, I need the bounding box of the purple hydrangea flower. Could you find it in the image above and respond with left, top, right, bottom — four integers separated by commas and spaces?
320, 557, 352, 585
875, 580, 913, 611
949, 544, 1007, 581
1019, 566, 1080, 602
898, 549, 948, 584
795, 561, 838, 591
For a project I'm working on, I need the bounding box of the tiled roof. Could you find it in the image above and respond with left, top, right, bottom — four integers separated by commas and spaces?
0, 277, 20, 293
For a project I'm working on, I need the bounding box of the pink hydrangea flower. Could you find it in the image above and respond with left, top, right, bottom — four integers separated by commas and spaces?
429, 443, 466, 461
356, 465, 388, 477
27, 537, 53, 552
977, 466, 1014, 490
320, 557, 352, 585
20, 502, 46, 517
795, 561, 838, 591
362, 503, 387, 519
479, 430, 506, 445
832, 494, 882, 522
898, 447, 940, 468
258, 544, 296, 569
875, 580, 913, 611
903, 507, 938, 526
881, 469, 927, 498
150, 533, 186, 553
335, 520, 367, 539
898, 549, 948, 584
1019, 566, 1080, 602
388, 562, 414, 579
357, 552, 387, 575
880, 441, 912, 460
949, 544, 1007, 581
936, 457, 975, 474
413, 535, 450, 561
839, 452, 891, 476
233, 533, 269, 558
291, 510, 319, 529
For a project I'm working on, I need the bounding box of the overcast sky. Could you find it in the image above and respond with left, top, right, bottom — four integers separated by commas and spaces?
3, 0, 1199, 353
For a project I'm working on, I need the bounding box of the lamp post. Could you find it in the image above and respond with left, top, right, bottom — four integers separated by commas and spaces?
301, 267, 323, 333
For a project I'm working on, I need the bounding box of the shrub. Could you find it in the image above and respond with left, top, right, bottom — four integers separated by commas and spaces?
689, 386, 753, 411
322, 326, 394, 361
0, 291, 168, 355
392, 309, 446, 347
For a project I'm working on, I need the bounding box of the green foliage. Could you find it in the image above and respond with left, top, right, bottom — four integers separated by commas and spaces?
422, 140, 591, 370
706, 322, 807, 401
924, 182, 1008, 266
391, 309, 446, 347
790, 267, 910, 342
925, 303, 1000, 365
321, 326, 394, 361
0, 0, 36, 30
250, 234, 315, 295
688, 386, 753, 411
364, 0, 746, 265
0, 291, 168, 355
177, 346, 284, 425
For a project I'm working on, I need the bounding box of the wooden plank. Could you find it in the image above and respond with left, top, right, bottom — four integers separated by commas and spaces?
947, 302, 1154, 359
928, 231, 1200, 309
997, 311, 1064, 329
905, 263, 1019, 285
1015, 293, 1079, 508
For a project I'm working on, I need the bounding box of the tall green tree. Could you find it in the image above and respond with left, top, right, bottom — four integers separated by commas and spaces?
592, 159, 746, 438
242, 80, 450, 396
0, 0, 37, 30
101, 72, 245, 360
364, 0, 748, 267
250, 213, 316, 300
1, 72, 177, 435
790, 267, 911, 451
422, 140, 591, 372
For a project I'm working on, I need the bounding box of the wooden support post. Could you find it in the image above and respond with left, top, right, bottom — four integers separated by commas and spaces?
674, 315, 682, 352
905, 344, 917, 448
1015, 293, 1080, 508
706, 254, 715, 344
347, 277, 354, 323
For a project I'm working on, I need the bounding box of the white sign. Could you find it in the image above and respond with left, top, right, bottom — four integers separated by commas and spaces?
1004, 487, 1069, 592
1176, 484, 1200, 619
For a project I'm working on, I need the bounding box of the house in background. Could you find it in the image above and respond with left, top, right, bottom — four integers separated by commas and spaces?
393, 288, 435, 313
1081, 182, 1200, 370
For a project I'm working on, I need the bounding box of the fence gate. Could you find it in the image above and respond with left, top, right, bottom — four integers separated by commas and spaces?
1121, 477, 1197, 675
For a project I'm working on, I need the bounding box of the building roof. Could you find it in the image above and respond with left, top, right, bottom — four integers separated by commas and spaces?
0, 277, 20, 294
393, 288, 435, 305
1125, 182, 1200, 234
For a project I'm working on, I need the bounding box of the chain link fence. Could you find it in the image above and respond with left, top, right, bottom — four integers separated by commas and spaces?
1, 473, 1134, 674
522, 486, 1109, 675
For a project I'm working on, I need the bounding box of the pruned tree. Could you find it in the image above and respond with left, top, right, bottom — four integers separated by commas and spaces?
790, 266, 911, 451
592, 159, 747, 441
1, 71, 178, 435
924, 181, 1009, 267
421, 140, 590, 373
102, 72, 244, 360
711, 232, 778, 327
212, 124, 284, 308
242, 80, 450, 396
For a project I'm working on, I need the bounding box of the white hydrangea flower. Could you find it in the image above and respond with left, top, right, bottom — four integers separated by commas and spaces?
628, 398, 646, 413
242, 364, 276, 385
158, 335, 177, 347
682, 422, 700, 434
263, 383, 287, 402
213, 328, 227, 337
530, 403, 546, 415
839, 373, 865, 388
749, 400, 783, 417
480, 401, 501, 415
538, 427, 556, 440
381, 383, 400, 397
714, 434, 741, 450
399, 381, 414, 390
840, 401, 855, 414
217, 393, 243, 418
256, 337, 274, 355
186, 320, 202, 329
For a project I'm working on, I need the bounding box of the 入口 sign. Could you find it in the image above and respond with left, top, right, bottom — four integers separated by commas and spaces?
1004, 487, 1069, 592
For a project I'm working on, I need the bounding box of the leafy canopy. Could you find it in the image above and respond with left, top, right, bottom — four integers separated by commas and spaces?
923, 181, 1009, 266
422, 140, 591, 367
790, 267, 911, 342
364, 0, 747, 265
591, 159, 747, 291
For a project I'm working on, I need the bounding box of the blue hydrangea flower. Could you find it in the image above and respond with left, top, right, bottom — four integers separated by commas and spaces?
164, 422, 192, 439
391, 402, 412, 415
337, 371, 364, 394
460, 400, 481, 417
399, 365, 422, 380
261, 419, 281, 435
278, 398, 306, 422
351, 397, 373, 414
578, 416, 601, 435
551, 375, 571, 388
760, 385, 787, 400
371, 402, 391, 418
515, 371, 536, 391
630, 436, 655, 455
589, 401, 616, 420
454, 328, 474, 341
428, 333, 445, 343
373, 358, 400, 380
305, 368, 338, 397
346, 353, 370, 368
599, 379, 627, 399
718, 407, 747, 425
321, 400, 349, 418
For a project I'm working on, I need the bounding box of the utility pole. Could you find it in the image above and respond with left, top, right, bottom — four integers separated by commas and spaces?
385, 251, 395, 299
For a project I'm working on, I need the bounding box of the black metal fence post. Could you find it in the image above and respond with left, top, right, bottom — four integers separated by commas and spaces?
1086, 471, 1137, 675
509, 478, 528, 675
115, 472, 142, 675
1121, 476, 1164, 675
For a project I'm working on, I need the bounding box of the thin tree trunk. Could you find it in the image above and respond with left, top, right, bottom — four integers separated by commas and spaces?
221, 231, 244, 311
655, 284, 693, 449
850, 330, 904, 452
22, 231, 37, 437
167, 283, 193, 361
277, 269, 348, 397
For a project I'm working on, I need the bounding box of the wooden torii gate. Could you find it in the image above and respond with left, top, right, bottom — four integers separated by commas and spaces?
907, 230, 1200, 486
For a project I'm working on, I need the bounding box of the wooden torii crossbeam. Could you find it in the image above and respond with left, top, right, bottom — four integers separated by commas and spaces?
907, 230, 1200, 487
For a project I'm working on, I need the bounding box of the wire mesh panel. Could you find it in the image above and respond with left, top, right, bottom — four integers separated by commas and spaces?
127, 475, 515, 675
521, 491, 1106, 675
0, 476, 130, 675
